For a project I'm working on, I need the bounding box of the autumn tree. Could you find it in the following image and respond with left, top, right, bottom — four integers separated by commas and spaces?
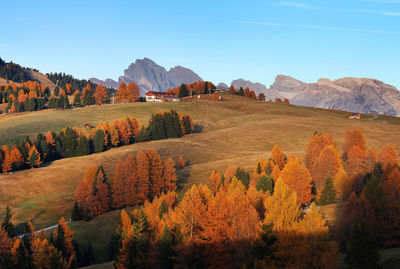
163, 157, 177, 192
263, 177, 300, 231
115, 209, 151, 268
304, 132, 336, 171
343, 128, 366, 161
93, 84, 108, 105
135, 151, 150, 203
2, 146, 12, 173
28, 145, 42, 168
334, 168, 352, 202
279, 156, 312, 204
312, 145, 342, 194
54, 217, 76, 265
345, 145, 366, 179
270, 145, 286, 170
177, 155, 185, 169
10, 145, 24, 170
147, 149, 164, 199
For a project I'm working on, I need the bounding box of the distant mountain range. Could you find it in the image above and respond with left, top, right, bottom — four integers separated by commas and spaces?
226, 76, 400, 116
1, 56, 400, 116
90, 58, 203, 94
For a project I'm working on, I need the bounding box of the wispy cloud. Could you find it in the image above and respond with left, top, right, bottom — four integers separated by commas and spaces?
239, 21, 400, 35
277, 1, 400, 16
278, 1, 319, 10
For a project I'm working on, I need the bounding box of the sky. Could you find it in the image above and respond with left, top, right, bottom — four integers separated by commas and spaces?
1, 0, 400, 88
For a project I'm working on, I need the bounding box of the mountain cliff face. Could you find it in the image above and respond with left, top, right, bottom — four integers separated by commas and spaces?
90, 58, 203, 94
230, 75, 400, 116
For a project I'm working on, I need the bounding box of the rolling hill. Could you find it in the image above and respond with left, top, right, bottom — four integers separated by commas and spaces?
1, 94, 399, 226
0, 94, 399, 265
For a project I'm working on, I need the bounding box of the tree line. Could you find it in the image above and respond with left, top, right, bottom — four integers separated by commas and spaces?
47, 72, 97, 92
166, 81, 216, 99
229, 85, 290, 104
73, 150, 180, 221
0, 57, 30, 83
0, 110, 194, 173
110, 128, 399, 268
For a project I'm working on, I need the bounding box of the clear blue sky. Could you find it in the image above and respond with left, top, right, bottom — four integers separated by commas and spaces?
1, 0, 400, 88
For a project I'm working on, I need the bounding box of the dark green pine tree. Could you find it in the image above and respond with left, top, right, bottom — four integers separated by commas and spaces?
164, 111, 182, 138
183, 116, 193, 134
63, 127, 78, 158
83, 241, 95, 266
48, 97, 57, 109
83, 91, 93, 106
362, 175, 384, 214
93, 130, 105, 153
28, 97, 37, 111
71, 202, 82, 221
252, 224, 277, 265
1, 206, 15, 237
148, 113, 166, 140
73, 92, 81, 106
178, 84, 188, 98
61, 95, 70, 109
76, 136, 90, 156
256, 175, 275, 194
117, 209, 151, 268
235, 168, 250, 189
40, 140, 51, 162
136, 127, 150, 142
319, 177, 338, 205
156, 226, 176, 269
345, 222, 380, 269
54, 86, 60, 96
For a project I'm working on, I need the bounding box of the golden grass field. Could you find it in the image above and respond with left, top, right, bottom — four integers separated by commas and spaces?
0, 94, 399, 264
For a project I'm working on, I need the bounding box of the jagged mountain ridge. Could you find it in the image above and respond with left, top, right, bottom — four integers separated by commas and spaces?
90, 58, 203, 94
230, 75, 400, 116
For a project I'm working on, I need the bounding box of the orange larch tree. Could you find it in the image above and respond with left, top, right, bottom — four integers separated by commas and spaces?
270, 145, 286, 170
10, 146, 24, 170
146, 149, 164, 198
2, 145, 12, 173
311, 145, 342, 194
135, 151, 150, 202
342, 128, 366, 161
279, 156, 313, 204
304, 133, 336, 171
177, 155, 185, 169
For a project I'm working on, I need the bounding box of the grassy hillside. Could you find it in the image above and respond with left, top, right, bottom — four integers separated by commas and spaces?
0, 94, 400, 264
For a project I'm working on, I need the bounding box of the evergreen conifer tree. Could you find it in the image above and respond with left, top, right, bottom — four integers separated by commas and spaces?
93, 130, 105, 153
63, 127, 78, 157
319, 177, 338, 205
71, 202, 82, 221
1, 206, 15, 237
156, 226, 175, 269
76, 136, 90, 156
345, 222, 380, 269
256, 175, 275, 194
